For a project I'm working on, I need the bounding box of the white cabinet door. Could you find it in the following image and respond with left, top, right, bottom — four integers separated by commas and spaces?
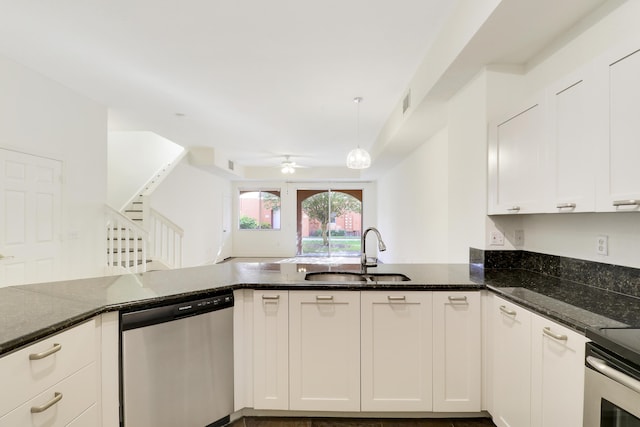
432, 292, 481, 412
488, 99, 548, 214
597, 43, 640, 211
530, 313, 587, 427
492, 296, 532, 427
548, 65, 601, 213
289, 291, 360, 411
360, 291, 432, 412
253, 290, 289, 410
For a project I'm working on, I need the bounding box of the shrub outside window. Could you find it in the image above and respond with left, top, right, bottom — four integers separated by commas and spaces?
239, 190, 281, 230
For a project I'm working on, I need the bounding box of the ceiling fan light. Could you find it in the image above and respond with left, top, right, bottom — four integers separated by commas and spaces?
346, 147, 371, 169
281, 163, 295, 174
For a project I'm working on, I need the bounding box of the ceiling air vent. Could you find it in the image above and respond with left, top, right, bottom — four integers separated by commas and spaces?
228, 160, 235, 171
402, 91, 411, 114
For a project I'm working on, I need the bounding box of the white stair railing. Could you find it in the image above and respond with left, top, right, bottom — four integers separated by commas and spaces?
106, 206, 149, 274
149, 208, 183, 269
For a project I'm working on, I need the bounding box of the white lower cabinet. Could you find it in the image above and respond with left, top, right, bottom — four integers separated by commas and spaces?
432, 292, 481, 412
289, 291, 361, 411
530, 312, 586, 427
0, 317, 100, 427
490, 295, 588, 427
492, 296, 532, 427
361, 291, 433, 411
0, 363, 98, 427
253, 290, 289, 410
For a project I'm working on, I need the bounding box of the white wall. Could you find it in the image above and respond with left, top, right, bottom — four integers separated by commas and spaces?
446, 71, 489, 262
377, 129, 449, 263
150, 159, 232, 266
0, 55, 108, 282
376, 69, 490, 264
108, 131, 184, 210
232, 181, 377, 258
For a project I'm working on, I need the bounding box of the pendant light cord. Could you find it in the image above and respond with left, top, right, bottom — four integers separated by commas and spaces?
354, 97, 362, 148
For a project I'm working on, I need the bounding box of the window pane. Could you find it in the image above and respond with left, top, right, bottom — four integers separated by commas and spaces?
239, 190, 281, 230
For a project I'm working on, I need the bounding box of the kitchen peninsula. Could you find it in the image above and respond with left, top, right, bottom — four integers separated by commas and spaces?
2, 252, 640, 427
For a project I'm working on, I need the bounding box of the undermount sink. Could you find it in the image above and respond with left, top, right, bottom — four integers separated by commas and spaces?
304, 272, 411, 282
366, 273, 411, 282
304, 272, 368, 282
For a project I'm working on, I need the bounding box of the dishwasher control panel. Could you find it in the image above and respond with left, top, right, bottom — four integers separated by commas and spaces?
173, 294, 234, 317
121, 291, 234, 331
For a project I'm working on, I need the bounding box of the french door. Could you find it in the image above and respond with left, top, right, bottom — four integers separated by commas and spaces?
296, 189, 362, 257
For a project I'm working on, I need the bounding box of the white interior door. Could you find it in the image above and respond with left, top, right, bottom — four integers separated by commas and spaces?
0, 148, 62, 287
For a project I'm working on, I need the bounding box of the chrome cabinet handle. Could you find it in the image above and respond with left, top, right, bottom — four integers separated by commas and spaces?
262, 295, 280, 300
499, 305, 517, 316
543, 327, 567, 341
29, 343, 62, 360
448, 296, 468, 302
387, 296, 406, 301
507, 206, 521, 212
316, 295, 334, 301
613, 199, 640, 207
587, 356, 640, 394
31, 392, 63, 413
556, 203, 576, 209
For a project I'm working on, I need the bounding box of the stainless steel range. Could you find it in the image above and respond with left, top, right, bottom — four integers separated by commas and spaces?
585, 327, 640, 426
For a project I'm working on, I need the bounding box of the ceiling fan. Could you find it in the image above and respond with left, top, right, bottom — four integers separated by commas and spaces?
279, 155, 306, 174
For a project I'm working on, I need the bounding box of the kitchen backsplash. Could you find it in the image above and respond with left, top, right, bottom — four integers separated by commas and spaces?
470, 248, 640, 299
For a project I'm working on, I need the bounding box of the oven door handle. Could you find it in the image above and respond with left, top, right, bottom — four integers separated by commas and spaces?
587, 356, 640, 394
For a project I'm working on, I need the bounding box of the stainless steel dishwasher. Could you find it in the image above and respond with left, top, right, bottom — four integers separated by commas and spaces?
120, 292, 234, 427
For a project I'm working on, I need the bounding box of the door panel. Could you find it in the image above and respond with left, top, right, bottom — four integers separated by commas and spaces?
0, 149, 62, 287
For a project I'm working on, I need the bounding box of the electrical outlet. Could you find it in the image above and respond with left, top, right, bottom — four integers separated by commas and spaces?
514, 229, 525, 246
490, 231, 504, 246
596, 235, 608, 256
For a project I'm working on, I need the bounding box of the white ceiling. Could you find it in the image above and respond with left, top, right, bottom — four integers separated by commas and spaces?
0, 0, 613, 179
0, 0, 456, 171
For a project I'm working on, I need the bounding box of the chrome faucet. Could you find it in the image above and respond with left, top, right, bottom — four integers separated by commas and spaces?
361, 227, 386, 269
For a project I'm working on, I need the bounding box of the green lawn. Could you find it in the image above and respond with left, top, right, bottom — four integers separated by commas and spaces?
301, 237, 361, 255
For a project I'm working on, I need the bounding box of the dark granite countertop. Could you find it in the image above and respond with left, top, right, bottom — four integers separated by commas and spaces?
2, 260, 639, 357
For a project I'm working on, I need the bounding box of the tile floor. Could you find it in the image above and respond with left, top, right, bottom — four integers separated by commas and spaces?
232, 417, 497, 427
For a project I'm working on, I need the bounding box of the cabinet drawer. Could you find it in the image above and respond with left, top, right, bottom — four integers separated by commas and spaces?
67, 403, 98, 426
0, 319, 97, 416
0, 362, 97, 427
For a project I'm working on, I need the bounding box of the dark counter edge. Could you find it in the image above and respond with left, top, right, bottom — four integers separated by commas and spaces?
0, 281, 485, 357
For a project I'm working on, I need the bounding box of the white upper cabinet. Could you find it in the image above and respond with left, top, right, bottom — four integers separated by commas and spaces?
547, 64, 601, 213
488, 37, 640, 215
488, 98, 548, 214
596, 40, 640, 211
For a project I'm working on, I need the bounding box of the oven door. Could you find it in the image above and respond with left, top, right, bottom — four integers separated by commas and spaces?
584, 346, 640, 427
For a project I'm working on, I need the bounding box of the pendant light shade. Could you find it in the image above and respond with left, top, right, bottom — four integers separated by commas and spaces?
346, 97, 371, 169
346, 147, 371, 169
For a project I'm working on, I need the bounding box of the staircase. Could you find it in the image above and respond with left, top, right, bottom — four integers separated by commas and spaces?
106, 153, 186, 274
106, 206, 148, 274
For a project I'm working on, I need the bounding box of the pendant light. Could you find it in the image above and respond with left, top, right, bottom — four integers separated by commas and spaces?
346, 97, 371, 169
